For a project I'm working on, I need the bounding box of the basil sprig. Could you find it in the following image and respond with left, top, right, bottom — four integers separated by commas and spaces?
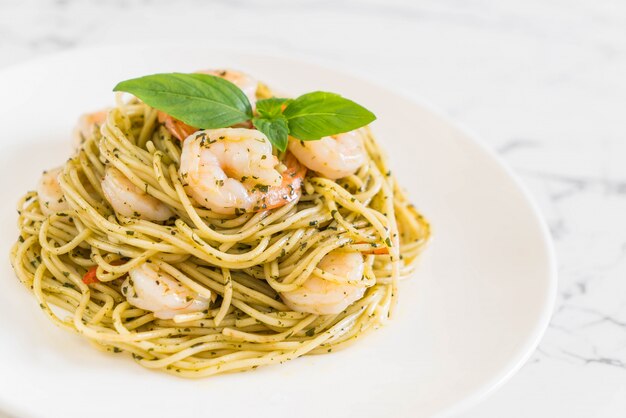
114, 73, 252, 128
282, 92, 376, 140
251, 98, 292, 151
114, 73, 376, 151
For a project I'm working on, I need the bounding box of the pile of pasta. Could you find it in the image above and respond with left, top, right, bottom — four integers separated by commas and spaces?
10, 92, 429, 377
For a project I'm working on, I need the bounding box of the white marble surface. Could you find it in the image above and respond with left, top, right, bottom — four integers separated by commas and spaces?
1, 0, 625, 417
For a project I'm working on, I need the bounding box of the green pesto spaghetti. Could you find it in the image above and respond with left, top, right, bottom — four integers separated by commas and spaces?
9, 69, 430, 377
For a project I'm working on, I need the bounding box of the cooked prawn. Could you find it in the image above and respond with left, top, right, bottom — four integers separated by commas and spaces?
280, 251, 368, 315
288, 129, 367, 180
101, 166, 174, 221
38, 167, 70, 216
73, 110, 107, 150
158, 69, 258, 141
157, 112, 198, 142
122, 262, 210, 319
179, 128, 306, 215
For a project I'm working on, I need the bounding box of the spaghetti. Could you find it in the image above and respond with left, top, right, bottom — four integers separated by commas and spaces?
10, 76, 429, 377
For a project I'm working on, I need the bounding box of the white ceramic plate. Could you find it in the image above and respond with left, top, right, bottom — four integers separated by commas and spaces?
0, 46, 556, 418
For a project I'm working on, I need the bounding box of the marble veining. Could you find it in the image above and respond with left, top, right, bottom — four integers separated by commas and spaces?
1, 0, 625, 417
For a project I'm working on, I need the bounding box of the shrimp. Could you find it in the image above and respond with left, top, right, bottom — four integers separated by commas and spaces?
157, 112, 198, 142
101, 166, 174, 221
122, 262, 210, 319
280, 251, 368, 315
179, 128, 306, 215
38, 167, 70, 216
288, 129, 367, 180
158, 69, 258, 141
73, 110, 108, 150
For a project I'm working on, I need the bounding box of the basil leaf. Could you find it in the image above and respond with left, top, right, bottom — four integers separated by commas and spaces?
256, 98, 291, 118
113, 73, 252, 128
252, 116, 289, 152
283, 91, 376, 140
